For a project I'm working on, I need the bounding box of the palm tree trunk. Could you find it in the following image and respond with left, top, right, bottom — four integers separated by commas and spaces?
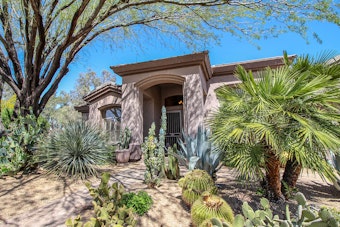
281, 158, 302, 199
263, 149, 285, 201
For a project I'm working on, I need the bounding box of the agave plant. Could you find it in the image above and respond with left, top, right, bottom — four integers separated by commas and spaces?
37, 121, 110, 179
177, 125, 223, 179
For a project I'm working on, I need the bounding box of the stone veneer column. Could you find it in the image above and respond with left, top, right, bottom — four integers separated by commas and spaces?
183, 73, 204, 136
121, 83, 143, 144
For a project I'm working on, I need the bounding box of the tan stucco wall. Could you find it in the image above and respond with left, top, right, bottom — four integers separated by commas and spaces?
121, 65, 207, 143
121, 83, 143, 144
88, 92, 121, 128
204, 74, 240, 119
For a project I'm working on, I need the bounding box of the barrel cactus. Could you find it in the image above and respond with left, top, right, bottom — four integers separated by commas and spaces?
179, 169, 218, 207
199, 217, 231, 227
191, 192, 234, 227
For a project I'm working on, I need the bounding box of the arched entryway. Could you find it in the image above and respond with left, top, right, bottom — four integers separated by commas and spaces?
142, 83, 183, 147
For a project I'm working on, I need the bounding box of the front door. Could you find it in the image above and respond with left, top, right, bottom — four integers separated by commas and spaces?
165, 110, 182, 147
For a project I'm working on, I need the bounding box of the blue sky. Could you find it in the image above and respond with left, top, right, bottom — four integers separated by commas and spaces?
59, 20, 340, 93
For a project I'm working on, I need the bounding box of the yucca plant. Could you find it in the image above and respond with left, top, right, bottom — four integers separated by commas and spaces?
37, 121, 110, 179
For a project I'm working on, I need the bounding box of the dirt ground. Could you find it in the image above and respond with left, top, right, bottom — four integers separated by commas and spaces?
1, 161, 339, 227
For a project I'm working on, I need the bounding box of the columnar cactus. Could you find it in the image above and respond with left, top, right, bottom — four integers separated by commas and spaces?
142, 123, 163, 188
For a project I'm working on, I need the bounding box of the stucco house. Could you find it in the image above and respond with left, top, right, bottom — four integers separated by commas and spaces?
75, 51, 294, 160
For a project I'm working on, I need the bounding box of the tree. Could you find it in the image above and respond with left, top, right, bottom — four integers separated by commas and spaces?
41, 91, 80, 128
209, 53, 340, 200
70, 69, 116, 105
0, 0, 339, 117
41, 69, 115, 126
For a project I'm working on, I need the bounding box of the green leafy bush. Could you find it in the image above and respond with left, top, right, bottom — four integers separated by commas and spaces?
121, 191, 153, 216
37, 121, 110, 179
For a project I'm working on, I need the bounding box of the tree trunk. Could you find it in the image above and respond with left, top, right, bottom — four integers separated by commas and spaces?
281, 158, 302, 199
263, 149, 285, 201
0, 76, 4, 132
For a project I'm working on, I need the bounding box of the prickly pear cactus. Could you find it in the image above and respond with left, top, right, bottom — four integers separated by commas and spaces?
191, 192, 234, 227
233, 192, 340, 227
179, 169, 218, 207
85, 172, 125, 207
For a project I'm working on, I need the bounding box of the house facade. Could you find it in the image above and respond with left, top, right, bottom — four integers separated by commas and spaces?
76, 51, 294, 160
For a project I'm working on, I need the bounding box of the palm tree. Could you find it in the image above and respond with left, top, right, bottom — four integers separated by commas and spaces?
209, 53, 340, 200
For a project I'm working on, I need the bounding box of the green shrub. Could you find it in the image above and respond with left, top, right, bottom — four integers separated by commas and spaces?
121, 191, 153, 216
37, 121, 110, 179
178, 169, 218, 207
191, 192, 234, 227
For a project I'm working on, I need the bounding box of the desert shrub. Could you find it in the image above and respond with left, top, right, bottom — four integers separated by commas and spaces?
178, 169, 218, 207
37, 121, 110, 179
191, 192, 234, 227
121, 191, 153, 216
0, 112, 48, 176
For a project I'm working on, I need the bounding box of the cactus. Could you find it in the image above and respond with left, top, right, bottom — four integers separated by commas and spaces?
164, 144, 180, 180
142, 106, 168, 187
199, 217, 232, 227
179, 169, 218, 207
233, 192, 340, 227
66, 172, 136, 227
118, 127, 131, 149
191, 192, 234, 227
177, 125, 223, 180
142, 122, 164, 188
85, 172, 125, 207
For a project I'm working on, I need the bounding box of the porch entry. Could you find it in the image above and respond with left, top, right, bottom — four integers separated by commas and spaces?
165, 110, 182, 147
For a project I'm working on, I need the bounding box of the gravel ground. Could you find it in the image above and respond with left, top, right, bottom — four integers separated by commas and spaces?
1, 161, 339, 227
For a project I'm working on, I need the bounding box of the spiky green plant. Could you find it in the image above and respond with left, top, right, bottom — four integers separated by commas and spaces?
210, 52, 340, 200
199, 217, 231, 227
37, 121, 110, 179
179, 169, 217, 207
164, 144, 180, 180
191, 192, 234, 227
142, 122, 163, 188
178, 125, 223, 180
233, 192, 340, 227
